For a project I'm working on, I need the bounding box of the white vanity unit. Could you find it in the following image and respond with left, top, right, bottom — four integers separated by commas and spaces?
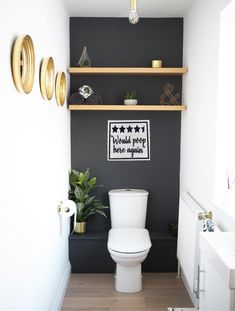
199, 232, 235, 311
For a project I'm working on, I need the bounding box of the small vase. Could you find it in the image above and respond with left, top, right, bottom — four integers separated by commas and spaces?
74, 222, 86, 234
77, 46, 91, 67
124, 99, 138, 105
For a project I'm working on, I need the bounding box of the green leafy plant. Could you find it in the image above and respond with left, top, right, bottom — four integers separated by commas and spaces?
69, 168, 109, 222
124, 90, 137, 99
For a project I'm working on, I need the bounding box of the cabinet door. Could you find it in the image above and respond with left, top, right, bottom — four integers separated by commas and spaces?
199, 252, 233, 311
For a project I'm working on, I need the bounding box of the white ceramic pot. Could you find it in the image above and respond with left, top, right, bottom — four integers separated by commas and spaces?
124, 99, 138, 105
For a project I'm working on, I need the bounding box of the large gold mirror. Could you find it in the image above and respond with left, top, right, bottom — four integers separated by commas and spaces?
12, 35, 35, 93
55, 72, 66, 106
40, 57, 55, 100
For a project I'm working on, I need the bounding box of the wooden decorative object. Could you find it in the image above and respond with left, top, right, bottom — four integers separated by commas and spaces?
55, 72, 66, 106
40, 57, 55, 100
12, 35, 35, 93
159, 83, 180, 105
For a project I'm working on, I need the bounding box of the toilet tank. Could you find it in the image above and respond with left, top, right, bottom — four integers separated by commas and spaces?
108, 189, 149, 228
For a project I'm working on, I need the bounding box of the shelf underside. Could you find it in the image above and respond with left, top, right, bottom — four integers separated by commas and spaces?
68, 67, 188, 75
69, 104, 186, 111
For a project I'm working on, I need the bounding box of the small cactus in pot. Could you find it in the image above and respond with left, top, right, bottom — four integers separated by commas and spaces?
124, 90, 137, 105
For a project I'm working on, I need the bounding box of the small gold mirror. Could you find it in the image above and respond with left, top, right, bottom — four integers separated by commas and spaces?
40, 57, 55, 100
12, 35, 35, 93
55, 72, 66, 106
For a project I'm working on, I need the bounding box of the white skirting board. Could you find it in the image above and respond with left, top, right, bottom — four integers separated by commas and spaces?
51, 261, 71, 311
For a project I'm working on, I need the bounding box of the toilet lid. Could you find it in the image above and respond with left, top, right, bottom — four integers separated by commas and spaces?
109, 189, 148, 196
108, 228, 151, 253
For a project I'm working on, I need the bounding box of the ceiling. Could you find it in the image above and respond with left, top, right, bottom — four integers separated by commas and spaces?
65, 0, 193, 18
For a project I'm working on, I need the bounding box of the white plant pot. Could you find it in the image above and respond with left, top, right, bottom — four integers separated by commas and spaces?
124, 99, 138, 105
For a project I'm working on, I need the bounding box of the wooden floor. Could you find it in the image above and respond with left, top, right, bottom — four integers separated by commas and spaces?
61, 273, 193, 311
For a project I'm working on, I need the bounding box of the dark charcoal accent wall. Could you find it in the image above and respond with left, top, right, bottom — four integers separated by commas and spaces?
70, 17, 183, 272
70, 18, 183, 105
71, 110, 181, 233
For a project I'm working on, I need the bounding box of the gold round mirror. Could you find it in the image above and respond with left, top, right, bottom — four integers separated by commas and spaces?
12, 35, 35, 93
40, 57, 55, 100
55, 72, 66, 106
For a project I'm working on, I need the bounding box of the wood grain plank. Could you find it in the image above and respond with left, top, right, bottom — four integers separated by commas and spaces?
61, 273, 193, 311
68, 67, 188, 75
69, 105, 187, 111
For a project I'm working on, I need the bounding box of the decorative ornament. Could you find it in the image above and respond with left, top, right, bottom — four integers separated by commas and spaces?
107, 120, 150, 161
77, 46, 91, 67
70, 92, 85, 105
152, 60, 163, 68
55, 72, 66, 106
85, 93, 102, 105
40, 57, 55, 100
70, 85, 102, 105
12, 34, 35, 93
159, 83, 180, 105
79, 85, 94, 99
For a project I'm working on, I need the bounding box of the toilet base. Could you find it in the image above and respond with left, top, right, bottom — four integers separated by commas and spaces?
115, 263, 142, 293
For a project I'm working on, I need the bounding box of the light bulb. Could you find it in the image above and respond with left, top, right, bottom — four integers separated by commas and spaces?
129, 9, 139, 24
129, 0, 139, 24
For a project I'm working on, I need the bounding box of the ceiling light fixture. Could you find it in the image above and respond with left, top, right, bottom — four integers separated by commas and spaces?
129, 0, 139, 24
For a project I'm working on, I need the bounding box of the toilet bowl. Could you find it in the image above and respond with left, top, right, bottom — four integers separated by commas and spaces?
107, 189, 151, 293
108, 228, 151, 292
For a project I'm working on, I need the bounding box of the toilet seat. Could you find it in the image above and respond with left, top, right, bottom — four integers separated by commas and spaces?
108, 248, 150, 262
108, 228, 151, 254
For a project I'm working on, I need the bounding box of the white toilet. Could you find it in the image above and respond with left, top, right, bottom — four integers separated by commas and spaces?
107, 189, 152, 293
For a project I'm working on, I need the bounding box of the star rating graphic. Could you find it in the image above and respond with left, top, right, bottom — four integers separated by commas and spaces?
112, 124, 145, 133
127, 125, 133, 133
134, 125, 140, 133
112, 125, 118, 133
120, 125, 125, 133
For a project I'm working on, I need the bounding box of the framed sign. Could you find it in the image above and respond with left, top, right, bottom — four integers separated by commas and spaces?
107, 120, 150, 161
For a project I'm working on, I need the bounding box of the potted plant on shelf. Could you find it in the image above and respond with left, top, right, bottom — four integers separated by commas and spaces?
69, 168, 109, 234
124, 90, 138, 105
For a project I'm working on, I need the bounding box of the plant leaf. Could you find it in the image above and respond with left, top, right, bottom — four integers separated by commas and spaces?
78, 172, 85, 185
76, 210, 85, 222
69, 169, 80, 187
74, 186, 85, 202
88, 177, 97, 189
76, 202, 85, 212
84, 168, 90, 182
96, 209, 107, 217
85, 195, 96, 206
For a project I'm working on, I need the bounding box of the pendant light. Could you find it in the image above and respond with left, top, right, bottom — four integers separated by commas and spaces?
129, 0, 139, 24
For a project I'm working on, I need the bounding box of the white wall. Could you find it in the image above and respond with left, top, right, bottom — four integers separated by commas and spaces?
0, 1, 70, 310
181, 0, 235, 229
214, 0, 235, 211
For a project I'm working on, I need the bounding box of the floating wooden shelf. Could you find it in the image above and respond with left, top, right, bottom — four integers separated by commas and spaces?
68, 67, 187, 111
68, 67, 188, 75
69, 105, 186, 111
